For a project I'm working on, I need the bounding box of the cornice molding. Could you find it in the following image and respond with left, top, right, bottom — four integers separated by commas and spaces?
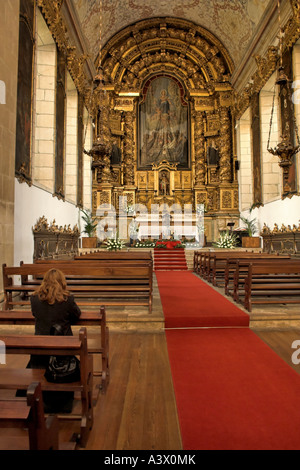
37, 0, 90, 100
232, 0, 298, 121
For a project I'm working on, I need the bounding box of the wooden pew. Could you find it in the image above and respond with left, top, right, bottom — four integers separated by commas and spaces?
2, 262, 153, 313
230, 258, 300, 303
225, 257, 297, 300
243, 261, 300, 312
0, 327, 93, 447
206, 252, 288, 286
74, 251, 152, 261
0, 381, 61, 450
219, 253, 291, 297
193, 250, 256, 279
0, 307, 109, 394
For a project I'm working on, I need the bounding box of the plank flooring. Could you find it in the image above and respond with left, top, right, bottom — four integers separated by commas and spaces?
84, 327, 300, 450
84, 331, 182, 450
1, 327, 300, 450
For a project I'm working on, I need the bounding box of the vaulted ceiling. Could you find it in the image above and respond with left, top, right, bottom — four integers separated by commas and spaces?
72, 0, 272, 69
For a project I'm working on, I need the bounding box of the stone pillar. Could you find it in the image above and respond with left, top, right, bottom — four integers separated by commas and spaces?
0, 0, 20, 295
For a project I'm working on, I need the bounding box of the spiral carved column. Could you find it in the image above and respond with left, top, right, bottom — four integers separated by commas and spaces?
123, 112, 135, 186
194, 111, 206, 186
219, 106, 232, 183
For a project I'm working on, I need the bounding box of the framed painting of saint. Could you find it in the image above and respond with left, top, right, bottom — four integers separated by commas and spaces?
138, 76, 189, 168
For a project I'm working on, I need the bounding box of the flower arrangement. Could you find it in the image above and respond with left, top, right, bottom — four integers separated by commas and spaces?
213, 230, 238, 249
105, 237, 125, 251
124, 205, 134, 215
135, 240, 156, 248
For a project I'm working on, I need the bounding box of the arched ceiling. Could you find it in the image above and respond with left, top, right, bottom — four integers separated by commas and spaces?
72, 0, 272, 69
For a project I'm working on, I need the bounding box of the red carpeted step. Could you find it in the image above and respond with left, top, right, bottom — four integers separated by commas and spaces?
154, 248, 188, 271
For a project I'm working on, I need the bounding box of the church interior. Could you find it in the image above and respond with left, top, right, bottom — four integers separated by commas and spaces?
1, 0, 300, 452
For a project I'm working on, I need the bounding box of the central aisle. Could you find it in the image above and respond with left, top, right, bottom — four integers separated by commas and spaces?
156, 271, 300, 450
156, 270, 249, 328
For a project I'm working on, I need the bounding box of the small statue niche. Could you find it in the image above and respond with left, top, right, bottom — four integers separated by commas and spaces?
159, 170, 170, 195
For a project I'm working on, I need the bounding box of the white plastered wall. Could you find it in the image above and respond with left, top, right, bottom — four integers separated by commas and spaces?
14, 181, 81, 265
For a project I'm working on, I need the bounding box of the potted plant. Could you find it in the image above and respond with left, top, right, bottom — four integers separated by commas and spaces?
81, 209, 98, 248
240, 214, 261, 248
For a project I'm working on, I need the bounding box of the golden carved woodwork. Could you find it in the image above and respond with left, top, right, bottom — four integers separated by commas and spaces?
283, 0, 300, 50
92, 17, 239, 217
233, 0, 300, 121
219, 107, 232, 183
37, 0, 89, 99
193, 111, 206, 186
100, 17, 233, 95
123, 112, 135, 186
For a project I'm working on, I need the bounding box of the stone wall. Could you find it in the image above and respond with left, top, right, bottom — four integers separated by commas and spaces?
0, 0, 20, 296
32, 8, 56, 192
260, 73, 281, 203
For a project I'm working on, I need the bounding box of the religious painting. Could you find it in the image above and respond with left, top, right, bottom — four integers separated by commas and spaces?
251, 93, 263, 207
54, 49, 66, 200
138, 76, 189, 168
77, 94, 84, 208
280, 49, 297, 197
15, 0, 35, 185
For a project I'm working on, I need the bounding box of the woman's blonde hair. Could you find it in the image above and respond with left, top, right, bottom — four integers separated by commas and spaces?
34, 268, 70, 304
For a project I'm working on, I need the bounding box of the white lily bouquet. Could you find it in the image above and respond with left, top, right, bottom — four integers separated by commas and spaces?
213, 230, 238, 249
105, 237, 125, 251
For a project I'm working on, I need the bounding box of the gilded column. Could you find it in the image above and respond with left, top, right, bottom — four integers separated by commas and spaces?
97, 89, 112, 184
194, 111, 206, 186
123, 112, 135, 186
219, 106, 232, 183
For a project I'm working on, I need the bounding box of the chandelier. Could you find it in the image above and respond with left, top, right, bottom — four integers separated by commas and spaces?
83, 0, 112, 183
267, 0, 300, 194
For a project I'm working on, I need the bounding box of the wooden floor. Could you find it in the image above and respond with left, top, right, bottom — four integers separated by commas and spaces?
84, 330, 183, 450
85, 327, 300, 450
1, 327, 300, 450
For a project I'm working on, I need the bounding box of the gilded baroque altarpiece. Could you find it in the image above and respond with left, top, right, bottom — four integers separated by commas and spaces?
88, 18, 240, 241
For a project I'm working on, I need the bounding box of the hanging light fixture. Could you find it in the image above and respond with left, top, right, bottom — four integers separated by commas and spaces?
83, 0, 112, 183
267, 0, 300, 194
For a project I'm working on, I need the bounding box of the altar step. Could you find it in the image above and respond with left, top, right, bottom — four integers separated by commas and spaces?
154, 248, 188, 271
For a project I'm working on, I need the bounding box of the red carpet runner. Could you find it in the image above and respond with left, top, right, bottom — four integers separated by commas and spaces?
156, 270, 300, 449
166, 328, 300, 450
156, 271, 249, 328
